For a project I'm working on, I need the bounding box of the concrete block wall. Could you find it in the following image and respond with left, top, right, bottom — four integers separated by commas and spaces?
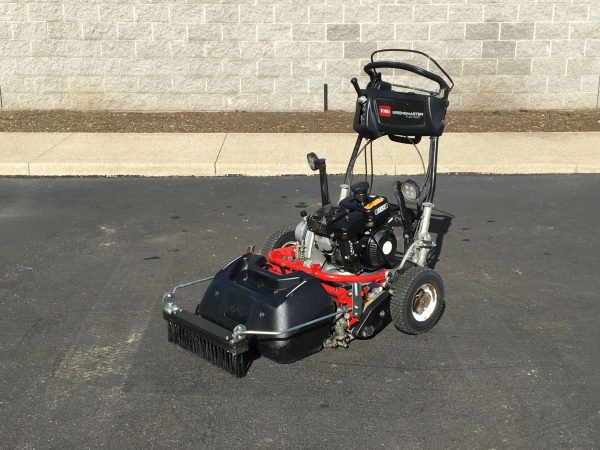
0, 0, 598, 111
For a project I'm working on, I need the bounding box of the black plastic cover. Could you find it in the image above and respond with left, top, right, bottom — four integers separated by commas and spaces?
332, 211, 365, 241
339, 195, 395, 228
195, 254, 335, 364
351, 181, 369, 195
306, 205, 347, 237
353, 87, 449, 140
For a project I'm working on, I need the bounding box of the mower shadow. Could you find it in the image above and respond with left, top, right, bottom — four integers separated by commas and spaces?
426, 210, 454, 270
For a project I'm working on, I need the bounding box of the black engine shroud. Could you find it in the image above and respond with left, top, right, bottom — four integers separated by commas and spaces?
306, 189, 399, 272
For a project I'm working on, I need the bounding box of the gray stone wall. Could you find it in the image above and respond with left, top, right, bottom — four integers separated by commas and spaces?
0, 0, 598, 111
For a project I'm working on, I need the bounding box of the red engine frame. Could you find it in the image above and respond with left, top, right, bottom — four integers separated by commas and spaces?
266, 246, 388, 327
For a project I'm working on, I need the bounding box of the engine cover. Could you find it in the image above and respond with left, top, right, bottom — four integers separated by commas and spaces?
303, 190, 400, 272
339, 194, 394, 228
362, 226, 397, 269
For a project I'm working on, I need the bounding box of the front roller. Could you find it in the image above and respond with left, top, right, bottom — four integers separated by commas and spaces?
162, 253, 338, 377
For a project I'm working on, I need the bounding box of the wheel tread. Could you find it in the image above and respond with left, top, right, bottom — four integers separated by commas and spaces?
261, 227, 297, 256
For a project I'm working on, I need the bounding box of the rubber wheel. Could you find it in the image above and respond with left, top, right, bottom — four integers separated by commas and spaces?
390, 266, 445, 335
262, 227, 297, 256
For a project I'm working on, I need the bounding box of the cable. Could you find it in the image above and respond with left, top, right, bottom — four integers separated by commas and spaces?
404, 135, 431, 203
345, 140, 368, 184
364, 140, 368, 182
405, 135, 426, 177
346, 139, 373, 186
369, 141, 374, 193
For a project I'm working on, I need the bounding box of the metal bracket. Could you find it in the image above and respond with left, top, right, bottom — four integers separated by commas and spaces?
232, 307, 351, 338
162, 292, 180, 314
231, 324, 248, 343
351, 282, 363, 318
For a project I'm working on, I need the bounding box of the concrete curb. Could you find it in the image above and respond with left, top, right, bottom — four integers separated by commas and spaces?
0, 132, 598, 176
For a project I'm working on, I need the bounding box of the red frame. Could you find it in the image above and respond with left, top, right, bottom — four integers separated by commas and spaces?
266, 246, 387, 327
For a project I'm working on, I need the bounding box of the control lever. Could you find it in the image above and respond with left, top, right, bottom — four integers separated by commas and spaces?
307, 152, 331, 206
350, 78, 361, 95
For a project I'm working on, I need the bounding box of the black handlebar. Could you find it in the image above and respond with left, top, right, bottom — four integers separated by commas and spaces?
363, 61, 450, 93
363, 48, 455, 97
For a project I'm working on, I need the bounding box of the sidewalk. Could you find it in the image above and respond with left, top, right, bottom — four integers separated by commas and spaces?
0, 132, 598, 176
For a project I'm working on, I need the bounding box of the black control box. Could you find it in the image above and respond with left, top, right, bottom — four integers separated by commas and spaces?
353, 87, 448, 140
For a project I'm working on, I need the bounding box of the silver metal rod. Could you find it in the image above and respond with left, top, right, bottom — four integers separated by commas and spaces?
416, 202, 434, 266
399, 241, 418, 270
339, 184, 350, 204
286, 280, 307, 298
171, 277, 214, 294
237, 308, 350, 337
419, 202, 434, 236
304, 229, 315, 265
390, 82, 437, 95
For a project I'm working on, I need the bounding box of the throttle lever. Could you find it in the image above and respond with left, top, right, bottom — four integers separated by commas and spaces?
350, 78, 361, 95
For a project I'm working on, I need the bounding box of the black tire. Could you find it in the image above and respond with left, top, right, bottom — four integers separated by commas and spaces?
261, 227, 297, 256
390, 266, 445, 335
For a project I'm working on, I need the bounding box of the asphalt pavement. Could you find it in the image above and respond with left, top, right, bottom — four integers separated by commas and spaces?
1, 175, 599, 449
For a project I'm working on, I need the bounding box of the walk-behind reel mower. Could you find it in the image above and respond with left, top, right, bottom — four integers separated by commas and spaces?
162, 49, 454, 377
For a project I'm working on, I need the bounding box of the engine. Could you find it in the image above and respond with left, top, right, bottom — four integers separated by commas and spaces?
298, 181, 399, 273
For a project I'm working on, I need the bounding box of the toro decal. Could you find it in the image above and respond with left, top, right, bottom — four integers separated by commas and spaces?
378, 105, 392, 118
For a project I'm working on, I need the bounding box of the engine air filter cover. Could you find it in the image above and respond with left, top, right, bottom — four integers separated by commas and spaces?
307, 205, 347, 237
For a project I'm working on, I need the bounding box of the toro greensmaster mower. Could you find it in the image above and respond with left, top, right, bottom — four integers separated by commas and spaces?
162, 49, 454, 377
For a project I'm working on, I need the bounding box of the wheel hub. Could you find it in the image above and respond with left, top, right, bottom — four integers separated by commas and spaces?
411, 283, 438, 322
